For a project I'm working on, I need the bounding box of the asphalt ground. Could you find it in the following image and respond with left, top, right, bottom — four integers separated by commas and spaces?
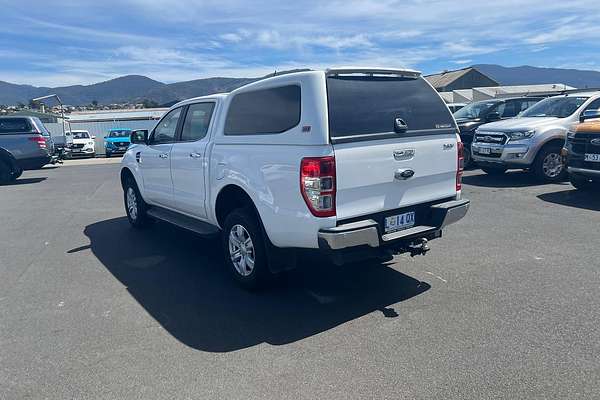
1, 164, 599, 399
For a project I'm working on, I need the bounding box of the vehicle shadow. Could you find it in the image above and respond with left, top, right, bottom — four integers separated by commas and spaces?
1, 177, 47, 186
537, 189, 600, 211
81, 217, 431, 353
463, 170, 566, 188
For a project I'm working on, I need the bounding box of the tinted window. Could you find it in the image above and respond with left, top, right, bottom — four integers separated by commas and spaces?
327, 76, 454, 138
109, 130, 131, 138
454, 101, 499, 119
181, 103, 215, 141
72, 131, 90, 139
499, 101, 519, 118
225, 85, 301, 135
151, 108, 182, 144
0, 118, 32, 134
521, 97, 588, 118
583, 98, 600, 113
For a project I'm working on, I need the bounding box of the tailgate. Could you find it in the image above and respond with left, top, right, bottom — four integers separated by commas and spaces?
326, 70, 458, 220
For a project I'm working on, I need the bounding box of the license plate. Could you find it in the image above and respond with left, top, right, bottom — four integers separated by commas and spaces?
479, 147, 491, 155
385, 211, 416, 234
72, 149, 81, 152
584, 153, 600, 162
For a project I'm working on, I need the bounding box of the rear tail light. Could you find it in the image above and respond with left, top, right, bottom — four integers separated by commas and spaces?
300, 156, 336, 217
29, 136, 47, 149
456, 141, 464, 191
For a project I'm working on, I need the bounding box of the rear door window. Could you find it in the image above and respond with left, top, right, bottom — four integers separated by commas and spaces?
224, 85, 301, 135
0, 118, 32, 134
326, 75, 455, 142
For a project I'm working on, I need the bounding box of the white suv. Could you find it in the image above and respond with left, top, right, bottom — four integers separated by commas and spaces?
120, 68, 470, 289
68, 130, 96, 158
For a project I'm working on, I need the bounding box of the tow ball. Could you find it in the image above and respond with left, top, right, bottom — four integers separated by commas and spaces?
408, 238, 430, 257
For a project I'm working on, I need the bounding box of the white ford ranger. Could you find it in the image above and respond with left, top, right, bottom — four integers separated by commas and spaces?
120, 68, 470, 289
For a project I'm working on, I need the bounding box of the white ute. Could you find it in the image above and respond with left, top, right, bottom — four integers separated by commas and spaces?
120, 68, 470, 289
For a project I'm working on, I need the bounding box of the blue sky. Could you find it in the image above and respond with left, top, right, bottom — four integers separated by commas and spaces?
1, 0, 600, 86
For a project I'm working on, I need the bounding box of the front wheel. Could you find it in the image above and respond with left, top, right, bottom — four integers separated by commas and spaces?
463, 146, 473, 169
222, 208, 272, 290
534, 145, 567, 183
570, 175, 596, 191
123, 178, 150, 228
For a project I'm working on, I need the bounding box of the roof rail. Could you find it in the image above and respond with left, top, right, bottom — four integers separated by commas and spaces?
326, 67, 421, 78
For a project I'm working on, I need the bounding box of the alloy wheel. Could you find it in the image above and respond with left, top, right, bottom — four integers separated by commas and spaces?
126, 187, 138, 221
542, 152, 563, 179
228, 224, 255, 276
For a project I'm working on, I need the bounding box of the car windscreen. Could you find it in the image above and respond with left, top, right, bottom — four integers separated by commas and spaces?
109, 130, 131, 138
520, 96, 589, 118
0, 118, 33, 134
326, 75, 455, 140
454, 101, 499, 119
72, 132, 90, 139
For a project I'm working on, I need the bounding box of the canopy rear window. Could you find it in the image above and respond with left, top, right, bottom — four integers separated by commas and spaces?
326, 75, 455, 142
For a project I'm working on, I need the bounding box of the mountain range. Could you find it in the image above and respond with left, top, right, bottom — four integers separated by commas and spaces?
1, 64, 600, 106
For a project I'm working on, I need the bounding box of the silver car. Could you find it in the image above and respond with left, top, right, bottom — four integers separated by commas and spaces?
472, 92, 600, 182
0, 116, 54, 183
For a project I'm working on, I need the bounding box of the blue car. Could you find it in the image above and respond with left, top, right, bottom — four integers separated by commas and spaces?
104, 129, 132, 158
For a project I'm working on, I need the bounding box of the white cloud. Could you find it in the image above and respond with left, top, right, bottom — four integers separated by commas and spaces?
2, 0, 600, 86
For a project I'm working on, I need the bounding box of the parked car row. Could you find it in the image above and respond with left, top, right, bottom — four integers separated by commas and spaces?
455, 92, 600, 189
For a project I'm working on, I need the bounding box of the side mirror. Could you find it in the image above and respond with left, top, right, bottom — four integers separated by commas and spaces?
92, 136, 96, 139
580, 110, 600, 122
486, 112, 501, 122
131, 129, 149, 144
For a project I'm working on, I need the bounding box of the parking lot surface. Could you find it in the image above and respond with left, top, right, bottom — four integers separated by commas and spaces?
1, 164, 599, 399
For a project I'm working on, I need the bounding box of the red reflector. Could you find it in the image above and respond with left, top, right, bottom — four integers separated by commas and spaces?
456, 141, 464, 191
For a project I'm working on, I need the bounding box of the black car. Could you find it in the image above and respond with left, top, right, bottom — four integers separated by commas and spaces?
564, 110, 600, 191
454, 97, 543, 167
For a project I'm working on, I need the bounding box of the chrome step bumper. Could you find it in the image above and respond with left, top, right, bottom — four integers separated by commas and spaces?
318, 199, 470, 251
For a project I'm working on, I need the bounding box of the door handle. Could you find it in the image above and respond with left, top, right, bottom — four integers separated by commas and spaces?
159, 153, 169, 159
189, 152, 202, 159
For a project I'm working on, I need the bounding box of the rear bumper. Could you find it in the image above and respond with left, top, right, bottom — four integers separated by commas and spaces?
318, 199, 470, 251
16, 155, 52, 170
568, 166, 600, 178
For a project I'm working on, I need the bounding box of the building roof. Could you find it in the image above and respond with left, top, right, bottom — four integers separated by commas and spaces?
425, 67, 499, 89
66, 108, 169, 123
439, 83, 578, 103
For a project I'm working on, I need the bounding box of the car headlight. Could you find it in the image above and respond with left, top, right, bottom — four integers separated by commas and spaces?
508, 130, 535, 140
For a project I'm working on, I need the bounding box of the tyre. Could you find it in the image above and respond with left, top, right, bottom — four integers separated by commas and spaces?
463, 146, 473, 169
570, 174, 596, 191
123, 177, 150, 228
481, 166, 507, 175
533, 145, 567, 183
0, 158, 13, 184
222, 208, 272, 290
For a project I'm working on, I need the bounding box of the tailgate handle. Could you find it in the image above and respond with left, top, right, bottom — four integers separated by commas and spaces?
395, 168, 415, 180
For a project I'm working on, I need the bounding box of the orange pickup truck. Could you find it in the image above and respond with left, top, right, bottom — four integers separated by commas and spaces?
564, 111, 600, 191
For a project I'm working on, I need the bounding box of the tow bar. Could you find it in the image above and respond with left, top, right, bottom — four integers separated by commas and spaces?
408, 238, 430, 257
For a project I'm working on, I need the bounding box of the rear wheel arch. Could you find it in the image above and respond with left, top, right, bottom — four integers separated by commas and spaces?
214, 185, 262, 229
